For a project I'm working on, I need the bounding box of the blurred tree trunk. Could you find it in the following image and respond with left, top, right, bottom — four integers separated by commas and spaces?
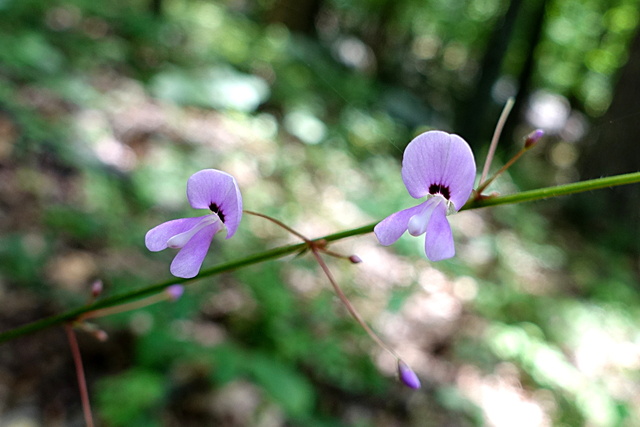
503, 0, 548, 139
361, 0, 403, 81
150, 0, 162, 16
268, 0, 323, 35
577, 29, 640, 252
456, 0, 523, 144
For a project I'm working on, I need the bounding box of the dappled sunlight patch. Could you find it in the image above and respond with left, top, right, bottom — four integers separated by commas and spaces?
402, 283, 462, 330
457, 364, 551, 427
45, 250, 98, 292
283, 266, 324, 297
284, 110, 327, 144
484, 317, 638, 426
74, 109, 138, 171
449, 210, 489, 239
453, 276, 479, 301
560, 303, 640, 409
170, 319, 226, 347
349, 240, 417, 288
495, 230, 566, 295
151, 66, 270, 112
210, 380, 283, 426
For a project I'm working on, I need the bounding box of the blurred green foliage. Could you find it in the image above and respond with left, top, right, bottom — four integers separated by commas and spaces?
0, 0, 639, 426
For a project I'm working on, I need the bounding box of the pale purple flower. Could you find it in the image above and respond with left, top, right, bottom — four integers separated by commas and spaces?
145, 169, 242, 278
374, 131, 476, 261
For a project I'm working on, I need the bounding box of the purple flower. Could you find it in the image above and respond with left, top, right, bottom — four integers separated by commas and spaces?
374, 131, 476, 261
145, 169, 242, 278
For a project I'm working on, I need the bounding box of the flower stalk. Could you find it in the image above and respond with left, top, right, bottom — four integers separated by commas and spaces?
65, 323, 94, 427
0, 172, 639, 344
246, 210, 418, 387
474, 130, 543, 198
479, 97, 515, 185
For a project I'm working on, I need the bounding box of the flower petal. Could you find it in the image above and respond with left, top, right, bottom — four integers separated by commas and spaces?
402, 131, 451, 198
439, 134, 476, 210
170, 224, 218, 278
424, 202, 455, 261
407, 197, 443, 237
145, 217, 207, 252
374, 204, 424, 246
167, 215, 219, 248
401, 131, 476, 210
186, 169, 243, 238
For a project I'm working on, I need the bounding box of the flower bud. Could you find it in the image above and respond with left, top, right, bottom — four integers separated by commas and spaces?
91, 280, 103, 298
524, 129, 544, 149
165, 284, 185, 301
397, 360, 421, 389
93, 329, 109, 342
349, 255, 362, 264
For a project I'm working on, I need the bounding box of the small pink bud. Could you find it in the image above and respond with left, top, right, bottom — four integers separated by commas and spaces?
349, 255, 362, 264
397, 360, 421, 389
524, 129, 544, 148
165, 284, 184, 301
91, 280, 103, 298
93, 329, 109, 342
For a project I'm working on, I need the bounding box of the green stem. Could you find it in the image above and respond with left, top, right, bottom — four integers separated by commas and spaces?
1, 171, 639, 344
462, 171, 640, 210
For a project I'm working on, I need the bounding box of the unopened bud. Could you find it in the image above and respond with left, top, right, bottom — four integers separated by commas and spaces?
166, 284, 184, 301
524, 129, 544, 148
349, 255, 362, 264
92, 329, 109, 342
397, 360, 421, 389
91, 280, 103, 298
78, 321, 109, 341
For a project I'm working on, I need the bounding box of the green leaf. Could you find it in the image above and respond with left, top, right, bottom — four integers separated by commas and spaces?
247, 352, 315, 417
96, 368, 165, 427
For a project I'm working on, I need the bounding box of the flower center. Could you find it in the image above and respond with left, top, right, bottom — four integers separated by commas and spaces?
428, 183, 450, 200
209, 203, 226, 223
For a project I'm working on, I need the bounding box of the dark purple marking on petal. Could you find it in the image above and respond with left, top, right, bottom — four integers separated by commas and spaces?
401, 131, 476, 211
428, 183, 451, 200
209, 203, 226, 223
187, 169, 242, 238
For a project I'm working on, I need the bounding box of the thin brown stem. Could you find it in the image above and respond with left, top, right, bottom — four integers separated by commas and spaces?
309, 247, 400, 360
475, 146, 528, 196
64, 324, 94, 427
245, 210, 391, 355
244, 211, 359, 262
244, 210, 310, 242
479, 97, 515, 185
